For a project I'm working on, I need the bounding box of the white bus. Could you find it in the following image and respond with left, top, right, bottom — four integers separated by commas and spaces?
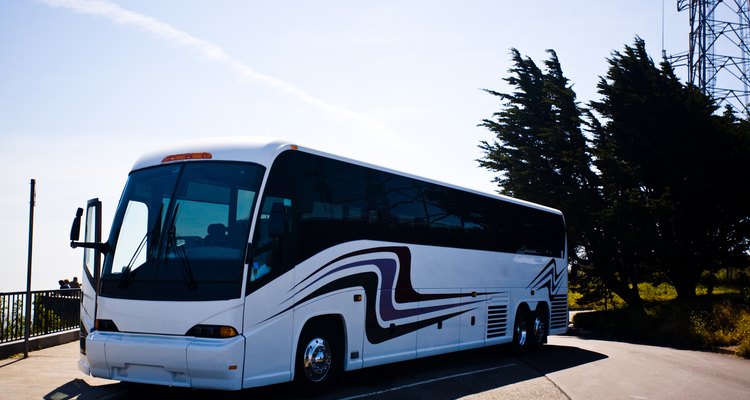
69, 137, 568, 393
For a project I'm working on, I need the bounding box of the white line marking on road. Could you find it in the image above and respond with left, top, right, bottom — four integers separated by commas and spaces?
338, 363, 519, 400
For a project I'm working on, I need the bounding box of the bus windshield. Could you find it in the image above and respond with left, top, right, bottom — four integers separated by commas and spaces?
100, 161, 265, 301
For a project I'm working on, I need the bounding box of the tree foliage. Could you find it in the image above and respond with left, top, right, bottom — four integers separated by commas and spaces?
590, 37, 750, 300
478, 49, 598, 260
479, 38, 750, 310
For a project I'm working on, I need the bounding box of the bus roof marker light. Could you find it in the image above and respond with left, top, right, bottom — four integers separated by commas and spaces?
161, 152, 213, 163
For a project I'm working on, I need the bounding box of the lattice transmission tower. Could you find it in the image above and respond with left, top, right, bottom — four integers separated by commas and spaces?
670, 0, 750, 115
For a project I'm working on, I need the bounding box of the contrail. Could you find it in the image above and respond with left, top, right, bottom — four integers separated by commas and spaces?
40, 0, 396, 138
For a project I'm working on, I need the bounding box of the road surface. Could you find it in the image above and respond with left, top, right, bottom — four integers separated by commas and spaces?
2, 332, 749, 399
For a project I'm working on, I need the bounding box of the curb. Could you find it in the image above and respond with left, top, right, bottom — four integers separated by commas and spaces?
0, 330, 79, 360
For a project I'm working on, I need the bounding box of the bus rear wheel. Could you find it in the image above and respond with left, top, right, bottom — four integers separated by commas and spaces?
511, 306, 530, 353
294, 322, 342, 395
530, 308, 548, 350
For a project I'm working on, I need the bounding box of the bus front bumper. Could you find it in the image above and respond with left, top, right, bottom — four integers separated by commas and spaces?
81, 330, 245, 390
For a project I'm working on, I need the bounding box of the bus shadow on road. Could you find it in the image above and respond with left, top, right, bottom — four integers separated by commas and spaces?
515, 343, 608, 375
43, 378, 123, 400
308, 344, 607, 400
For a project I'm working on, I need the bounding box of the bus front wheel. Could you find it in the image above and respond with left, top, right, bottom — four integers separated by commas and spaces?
294, 322, 342, 395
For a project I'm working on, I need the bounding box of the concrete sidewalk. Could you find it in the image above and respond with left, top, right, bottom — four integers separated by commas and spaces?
0, 341, 121, 400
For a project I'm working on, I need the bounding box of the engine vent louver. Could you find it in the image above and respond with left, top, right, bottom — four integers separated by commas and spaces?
550, 294, 568, 330
486, 294, 510, 339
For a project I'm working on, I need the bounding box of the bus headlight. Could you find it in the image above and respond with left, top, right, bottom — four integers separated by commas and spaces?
95, 319, 119, 332
186, 325, 238, 338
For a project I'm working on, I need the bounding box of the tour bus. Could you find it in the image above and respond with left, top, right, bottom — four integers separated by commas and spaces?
69, 137, 568, 393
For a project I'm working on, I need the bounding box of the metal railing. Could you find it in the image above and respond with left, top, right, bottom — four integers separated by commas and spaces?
0, 289, 81, 344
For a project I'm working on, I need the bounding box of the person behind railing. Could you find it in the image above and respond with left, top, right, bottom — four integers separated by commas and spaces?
59, 279, 70, 289
69, 276, 81, 289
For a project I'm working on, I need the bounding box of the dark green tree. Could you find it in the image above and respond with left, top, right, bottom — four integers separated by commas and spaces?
479, 39, 750, 309
589, 37, 750, 300
476, 49, 649, 310
478, 49, 598, 251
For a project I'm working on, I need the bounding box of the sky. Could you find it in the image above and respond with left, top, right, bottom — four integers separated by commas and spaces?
0, 0, 689, 292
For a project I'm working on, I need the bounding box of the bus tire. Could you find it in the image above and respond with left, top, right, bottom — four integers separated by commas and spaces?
293, 321, 342, 395
511, 305, 530, 353
529, 306, 548, 350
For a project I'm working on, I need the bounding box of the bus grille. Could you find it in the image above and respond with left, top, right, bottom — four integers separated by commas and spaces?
486, 295, 510, 339
550, 294, 568, 330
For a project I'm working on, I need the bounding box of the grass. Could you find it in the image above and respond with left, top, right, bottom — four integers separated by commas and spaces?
569, 282, 750, 359
568, 281, 676, 311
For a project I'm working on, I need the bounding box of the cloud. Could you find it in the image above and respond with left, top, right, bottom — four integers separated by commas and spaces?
40, 0, 397, 141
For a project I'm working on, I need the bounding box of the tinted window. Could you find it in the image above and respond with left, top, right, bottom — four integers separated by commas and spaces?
257, 151, 565, 271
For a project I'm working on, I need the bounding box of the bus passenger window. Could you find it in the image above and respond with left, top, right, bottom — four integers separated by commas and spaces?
250, 219, 275, 282
251, 259, 271, 281
250, 197, 291, 283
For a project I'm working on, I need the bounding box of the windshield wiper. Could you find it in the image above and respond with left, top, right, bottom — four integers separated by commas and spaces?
163, 204, 198, 290
175, 242, 197, 290
118, 203, 164, 288
118, 233, 146, 287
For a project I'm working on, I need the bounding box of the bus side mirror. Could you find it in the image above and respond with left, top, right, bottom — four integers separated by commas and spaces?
269, 202, 285, 238
70, 207, 83, 243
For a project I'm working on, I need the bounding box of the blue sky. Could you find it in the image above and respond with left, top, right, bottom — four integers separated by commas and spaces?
0, 0, 687, 292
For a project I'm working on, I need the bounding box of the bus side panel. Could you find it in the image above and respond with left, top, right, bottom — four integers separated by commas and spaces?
548, 259, 569, 335
416, 288, 461, 358
361, 288, 418, 368
410, 247, 538, 295
242, 312, 294, 388
242, 272, 295, 389
345, 289, 366, 372
484, 292, 513, 346
409, 246, 567, 348
506, 255, 568, 338
459, 288, 487, 351
286, 242, 422, 370
524, 255, 568, 336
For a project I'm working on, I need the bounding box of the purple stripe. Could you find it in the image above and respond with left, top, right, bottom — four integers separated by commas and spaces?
295, 257, 475, 321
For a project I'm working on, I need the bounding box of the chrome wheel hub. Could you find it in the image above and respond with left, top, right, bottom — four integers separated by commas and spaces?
302, 338, 331, 382
533, 316, 547, 343
515, 319, 527, 346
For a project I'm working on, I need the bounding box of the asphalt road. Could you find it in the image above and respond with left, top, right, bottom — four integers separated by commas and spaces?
2, 331, 749, 400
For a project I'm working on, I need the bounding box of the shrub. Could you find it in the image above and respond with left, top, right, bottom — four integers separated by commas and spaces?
639, 282, 677, 302
733, 312, 750, 358
738, 338, 750, 358
570, 290, 750, 359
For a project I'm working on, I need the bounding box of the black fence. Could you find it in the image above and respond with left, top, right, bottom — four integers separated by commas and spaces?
0, 289, 81, 344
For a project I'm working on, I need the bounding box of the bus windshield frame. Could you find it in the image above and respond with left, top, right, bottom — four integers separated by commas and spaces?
99, 161, 265, 301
